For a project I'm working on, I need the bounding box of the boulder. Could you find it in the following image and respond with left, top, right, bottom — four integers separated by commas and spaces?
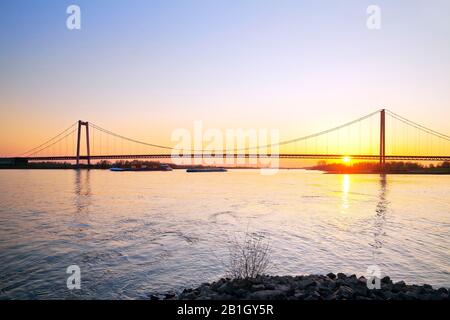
326, 272, 336, 279
265, 283, 276, 290
392, 281, 407, 293
381, 276, 392, 284
437, 287, 448, 294
235, 289, 248, 298
164, 292, 176, 299
423, 284, 433, 290
249, 289, 286, 300
251, 284, 265, 292
297, 278, 317, 289
337, 273, 347, 280
304, 290, 321, 300
217, 282, 234, 295
334, 285, 354, 299
293, 290, 307, 300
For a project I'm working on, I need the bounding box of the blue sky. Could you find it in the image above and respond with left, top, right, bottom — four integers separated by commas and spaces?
1, 0, 449, 154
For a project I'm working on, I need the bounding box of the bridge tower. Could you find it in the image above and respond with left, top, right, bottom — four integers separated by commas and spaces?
380, 109, 386, 166
76, 120, 91, 167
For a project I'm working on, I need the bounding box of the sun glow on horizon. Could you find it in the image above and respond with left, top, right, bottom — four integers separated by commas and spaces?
342, 156, 352, 165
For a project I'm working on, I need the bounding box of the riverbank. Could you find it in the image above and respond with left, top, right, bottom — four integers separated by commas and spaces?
0, 161, 261, 170
2, 160, 450, 174
307, 161, 450, 174
155, 274, 450, 300
316, 170, 450, 175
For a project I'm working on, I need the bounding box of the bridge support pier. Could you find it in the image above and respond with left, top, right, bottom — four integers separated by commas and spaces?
76, 120, 91, 168
380, 109, 386, 167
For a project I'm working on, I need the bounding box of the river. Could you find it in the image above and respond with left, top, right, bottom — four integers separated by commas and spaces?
0, 169, 449, 299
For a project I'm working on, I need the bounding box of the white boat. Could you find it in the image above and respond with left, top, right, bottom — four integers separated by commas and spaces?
186, 167, 227, 173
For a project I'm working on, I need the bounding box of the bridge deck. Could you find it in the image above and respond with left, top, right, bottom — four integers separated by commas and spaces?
24, 154, 450, 161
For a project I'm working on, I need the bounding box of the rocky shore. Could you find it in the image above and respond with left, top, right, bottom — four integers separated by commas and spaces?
155, 274, 450, 300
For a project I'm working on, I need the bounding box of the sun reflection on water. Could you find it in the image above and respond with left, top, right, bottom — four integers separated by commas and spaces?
340, 174, 351, 213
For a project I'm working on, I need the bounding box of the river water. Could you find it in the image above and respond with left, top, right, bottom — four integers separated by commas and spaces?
0, 169, 449, 299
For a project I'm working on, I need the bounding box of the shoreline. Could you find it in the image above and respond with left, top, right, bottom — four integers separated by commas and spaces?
321, 171, 450, 175
1, 166, 450, 175
154, 274, 450, 300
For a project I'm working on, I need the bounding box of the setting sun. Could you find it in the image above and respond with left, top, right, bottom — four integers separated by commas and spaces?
342, 156, 352, 164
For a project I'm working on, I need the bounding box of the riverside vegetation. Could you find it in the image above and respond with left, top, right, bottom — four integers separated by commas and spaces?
309, 161, 450, 174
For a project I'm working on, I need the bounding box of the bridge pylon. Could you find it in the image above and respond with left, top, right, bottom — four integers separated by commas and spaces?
76, 120, 91, 167
380, 109, 386, 166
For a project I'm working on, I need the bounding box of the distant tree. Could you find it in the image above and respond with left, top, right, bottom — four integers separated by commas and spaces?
96, 160, 111, 169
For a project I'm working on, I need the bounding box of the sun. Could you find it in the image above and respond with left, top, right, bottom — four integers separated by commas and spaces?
342, 156, 351, 165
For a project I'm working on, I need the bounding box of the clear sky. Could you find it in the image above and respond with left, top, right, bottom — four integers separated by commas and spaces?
1, 0, 449, 156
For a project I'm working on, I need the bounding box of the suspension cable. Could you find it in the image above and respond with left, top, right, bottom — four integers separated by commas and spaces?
19, 121, 78, 156
89, 109, 382, 152
89, 123, 174, 150
26, 128, 77, 157
385, 109, 450, 140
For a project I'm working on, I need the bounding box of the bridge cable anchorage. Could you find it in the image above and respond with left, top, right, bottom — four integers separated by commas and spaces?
89, 109, 382, 153
385, 109, 450, 141
19, 121, 78, 157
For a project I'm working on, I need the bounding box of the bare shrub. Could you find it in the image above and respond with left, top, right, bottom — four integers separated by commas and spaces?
227, 231, 272, 279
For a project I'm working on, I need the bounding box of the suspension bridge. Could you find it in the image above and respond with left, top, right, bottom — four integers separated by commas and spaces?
6, 109, 450, 166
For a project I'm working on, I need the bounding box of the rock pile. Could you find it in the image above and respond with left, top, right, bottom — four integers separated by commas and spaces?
157, 273, 449, 300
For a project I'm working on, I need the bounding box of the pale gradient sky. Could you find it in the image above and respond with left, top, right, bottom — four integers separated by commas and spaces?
1, 0, 450, 156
